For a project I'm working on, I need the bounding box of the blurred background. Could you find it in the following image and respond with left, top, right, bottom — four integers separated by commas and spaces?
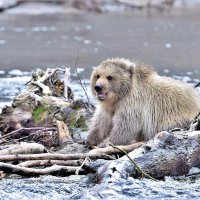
0, 0, 200, 77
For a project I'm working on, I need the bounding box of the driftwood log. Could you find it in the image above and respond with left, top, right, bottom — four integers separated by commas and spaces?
0, 142, 47, 155
0, 162, 84, 176
88, 142, 144, 155
97, 130, 200, 182
0, 152, 115, 162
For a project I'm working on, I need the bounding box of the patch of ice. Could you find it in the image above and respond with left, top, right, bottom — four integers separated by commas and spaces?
188, 167, 200, 174
0, 70, 5, 75
8, 69, 24, 76
193, 79, 200, 83
74, 36, 84, 42
84, 40, 92, 45
0, 40, 6, 45
31, 27, 41, 32
165, 43, 172, 48
182, 76, 192, 83
86, 25, 93, 30
186, 71, 193, 76
76, 68, 84, 73
13, 27, 26, 32
163, 69, 170, 73
31, 26, 56, 32
40, 27, 49, 32
172, 75, 182, 80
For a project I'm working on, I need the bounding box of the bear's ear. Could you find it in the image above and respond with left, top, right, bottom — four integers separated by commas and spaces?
128, 62, 136, 76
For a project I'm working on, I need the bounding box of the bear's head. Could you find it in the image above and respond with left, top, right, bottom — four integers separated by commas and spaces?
90, 58, 135, 106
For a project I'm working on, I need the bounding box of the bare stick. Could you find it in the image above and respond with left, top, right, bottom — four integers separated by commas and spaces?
64, 67, 71, 101
89, 142, 144, 155
0, 153, 115, 162
19, 160, 85, 168
0, 162, 83, 176
75, 157, 90, 175
31, 80, 52, 95
194, 82, 200, 88
0, 127, 57, 140
74, 54, 91, 106
109, 142, 157, 181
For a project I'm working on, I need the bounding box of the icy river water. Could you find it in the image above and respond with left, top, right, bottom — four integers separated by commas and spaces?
0, 3, 200, 199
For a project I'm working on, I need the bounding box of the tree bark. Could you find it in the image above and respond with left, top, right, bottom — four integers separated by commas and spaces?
97, 131, 200, 182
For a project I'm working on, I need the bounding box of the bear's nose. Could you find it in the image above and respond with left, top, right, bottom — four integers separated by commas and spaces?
95, 84, 103, 92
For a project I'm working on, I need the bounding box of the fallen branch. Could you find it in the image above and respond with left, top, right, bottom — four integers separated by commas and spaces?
0, 152, 115, 162
89, 142, 144, 155
19, 159, 86, 168
0, 142, 47, 155
0, 127, 57, 140
0, 162, 83, 176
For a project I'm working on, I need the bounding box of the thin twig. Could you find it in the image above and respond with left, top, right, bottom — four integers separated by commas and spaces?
74, 53, 91, 106
64, 67, 71, 101
0, 127, 57, 140
194, 82, 200, 88
109, 142, 157, 181
75, 157, 90, 175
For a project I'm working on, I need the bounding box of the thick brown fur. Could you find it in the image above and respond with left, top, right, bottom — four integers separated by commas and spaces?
86, 58, 200, 146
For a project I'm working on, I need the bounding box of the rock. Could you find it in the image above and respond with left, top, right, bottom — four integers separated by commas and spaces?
0, 0, 18, 10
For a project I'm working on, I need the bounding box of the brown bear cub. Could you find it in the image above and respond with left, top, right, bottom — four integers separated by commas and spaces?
86, 58, 200, 147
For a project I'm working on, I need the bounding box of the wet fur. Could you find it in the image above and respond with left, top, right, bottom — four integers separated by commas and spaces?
87, 58, 200, 146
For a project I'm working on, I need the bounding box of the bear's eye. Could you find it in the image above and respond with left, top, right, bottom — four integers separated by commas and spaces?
96, 74, 100, 79
107, 76, 113, 81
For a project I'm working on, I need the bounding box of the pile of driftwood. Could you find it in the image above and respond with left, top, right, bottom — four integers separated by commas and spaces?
0, 67, 200, 182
